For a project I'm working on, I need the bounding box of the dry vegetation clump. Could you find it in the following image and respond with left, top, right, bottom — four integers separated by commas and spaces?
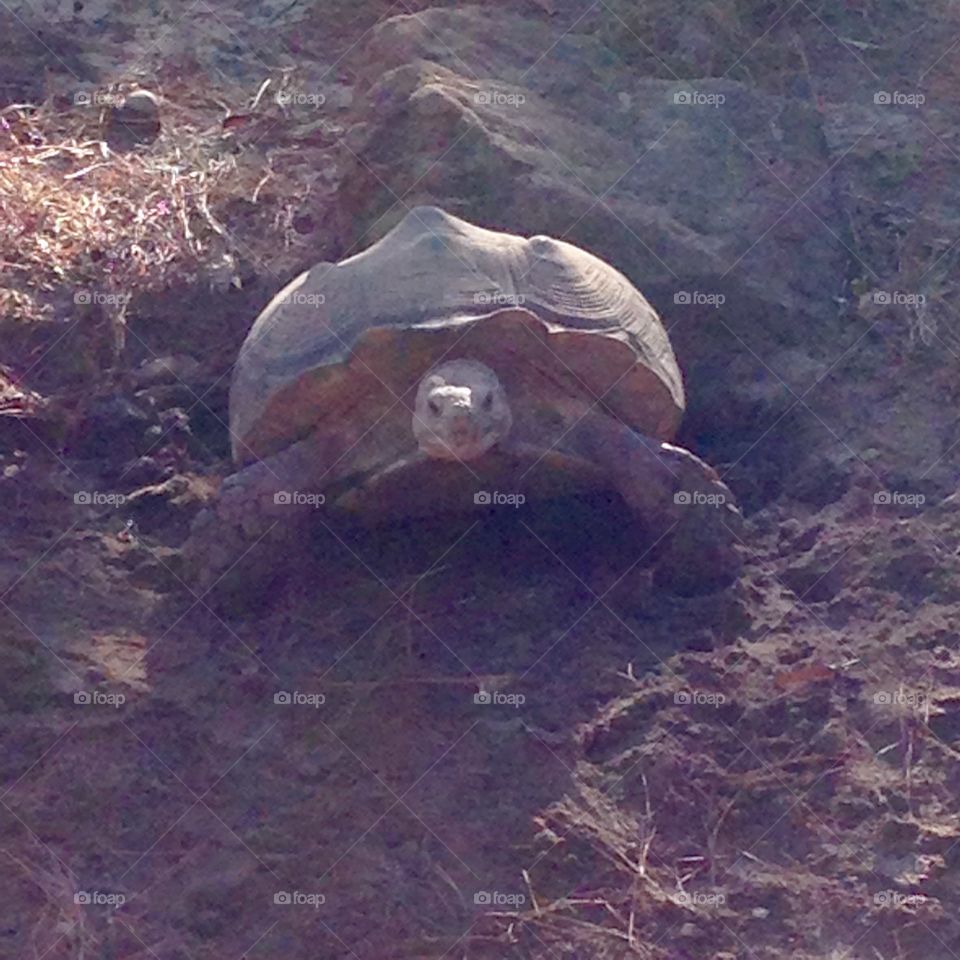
0, 87, 328, 365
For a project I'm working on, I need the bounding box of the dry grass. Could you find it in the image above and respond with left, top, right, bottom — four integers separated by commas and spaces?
4, 837, 97, 959
0, 84, 328, 365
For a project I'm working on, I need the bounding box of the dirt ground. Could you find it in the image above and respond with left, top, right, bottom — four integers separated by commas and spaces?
2, 1, 960, 959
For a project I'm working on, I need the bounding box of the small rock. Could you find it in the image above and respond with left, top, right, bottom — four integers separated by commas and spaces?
105, 88, 161, 147
131, 354, 201, 389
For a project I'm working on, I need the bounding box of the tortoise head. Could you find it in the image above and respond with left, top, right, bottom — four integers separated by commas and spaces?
413, 359, 513, 461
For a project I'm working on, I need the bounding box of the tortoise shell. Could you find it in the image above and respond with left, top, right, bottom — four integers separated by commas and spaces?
230, 206, 683, 465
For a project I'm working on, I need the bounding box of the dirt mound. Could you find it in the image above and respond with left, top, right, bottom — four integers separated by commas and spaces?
2, 1, 960, 958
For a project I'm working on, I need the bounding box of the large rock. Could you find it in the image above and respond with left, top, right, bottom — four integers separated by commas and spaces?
339, 7, 847, 332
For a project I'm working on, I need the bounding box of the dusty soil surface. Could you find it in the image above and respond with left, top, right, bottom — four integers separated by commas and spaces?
2, 2, 960, 959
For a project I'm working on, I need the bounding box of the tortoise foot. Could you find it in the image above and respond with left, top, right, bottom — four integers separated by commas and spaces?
180, 448, 323, 604
649, 443, 744, 596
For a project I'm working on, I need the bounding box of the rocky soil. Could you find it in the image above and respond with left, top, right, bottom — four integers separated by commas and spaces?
1, 1, 959, 958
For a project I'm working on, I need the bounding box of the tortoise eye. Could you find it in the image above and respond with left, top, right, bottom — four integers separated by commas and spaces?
428, 400, 441, 415
482, 393, 493, 410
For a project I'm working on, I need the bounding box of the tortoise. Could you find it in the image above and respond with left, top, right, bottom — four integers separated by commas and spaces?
186, 206, 742, 594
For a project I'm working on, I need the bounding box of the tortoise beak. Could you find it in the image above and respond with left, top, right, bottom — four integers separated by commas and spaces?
448, 408, 478, 441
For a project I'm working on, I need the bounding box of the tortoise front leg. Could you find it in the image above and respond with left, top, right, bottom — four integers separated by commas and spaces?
182, 403, 416, 604
182, 434, 335, 599
560, 413, 745, 595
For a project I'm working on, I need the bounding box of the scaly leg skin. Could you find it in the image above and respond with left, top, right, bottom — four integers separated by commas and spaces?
182, 434, 339, 603
561, 413, 745, 595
